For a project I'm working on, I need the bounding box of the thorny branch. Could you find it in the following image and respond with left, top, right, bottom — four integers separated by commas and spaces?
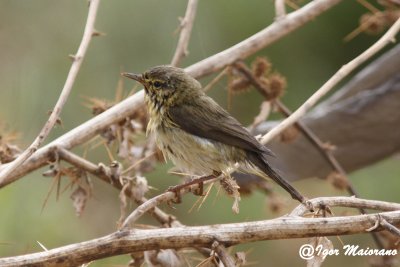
0, 1, 399, 265
260, 17, 400, 144
0, 0, 101, 183
275, 0, 287, 19
212, 241, 236, 267
0, 0, 342, 188
170, 0, 199, 67
55, 147, 181, 227
121, 174, 221, 228
186, 0, 342, 78
232, 61, 385, 248
0, 197, 399, 267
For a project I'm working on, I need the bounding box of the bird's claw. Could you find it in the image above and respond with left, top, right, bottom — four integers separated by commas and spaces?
167, 185, 183, 203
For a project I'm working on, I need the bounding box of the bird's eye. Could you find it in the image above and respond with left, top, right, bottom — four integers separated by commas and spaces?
153, 81, 162, 88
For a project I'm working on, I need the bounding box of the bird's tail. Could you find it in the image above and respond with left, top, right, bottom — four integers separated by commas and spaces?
247, 152, 305, 203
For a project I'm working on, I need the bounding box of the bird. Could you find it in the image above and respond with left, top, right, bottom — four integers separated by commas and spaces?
122, 65, 305, 203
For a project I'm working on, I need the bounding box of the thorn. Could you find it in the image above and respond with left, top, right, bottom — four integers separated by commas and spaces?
69, 54, 77, 61
92, 29, 106, 37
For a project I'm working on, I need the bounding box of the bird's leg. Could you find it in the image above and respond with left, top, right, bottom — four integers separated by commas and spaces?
167, 171, 222, 202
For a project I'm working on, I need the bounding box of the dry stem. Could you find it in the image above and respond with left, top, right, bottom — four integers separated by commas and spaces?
261, 17, 400, 144
170, 0, 199, 67
0, 0, 101, 183
275, 0, 287, 19
212, 241, 236, 267
186, 0, 342, 78
0, 0, 341, 188
0, 197, 399, 267
121, 175, 220, 228
56, 147, 180, 227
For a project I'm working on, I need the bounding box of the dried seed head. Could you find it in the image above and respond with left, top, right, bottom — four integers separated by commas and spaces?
229, 77, 251, 94
267, 192, 286, 214
84, 96, 114, 115
70, 186, 89, 217
279, 125, 299, 143
0, 125, 21, 164
268, 73, 287, 99
360, 13, 386, 34
327, 171, 349, 191
252, 57, 272, 77
220, 176, 241, 213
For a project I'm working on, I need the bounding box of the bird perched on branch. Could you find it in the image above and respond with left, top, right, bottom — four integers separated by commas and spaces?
123, 65, 305, 203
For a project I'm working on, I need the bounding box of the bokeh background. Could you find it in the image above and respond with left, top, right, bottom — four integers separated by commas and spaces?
0, 0, 399, 266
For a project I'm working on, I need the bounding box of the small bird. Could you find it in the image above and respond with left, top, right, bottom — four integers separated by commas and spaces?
122, 65, 305, 203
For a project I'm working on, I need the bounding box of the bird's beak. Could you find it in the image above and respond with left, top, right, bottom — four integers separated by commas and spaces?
121, 72, 144, 84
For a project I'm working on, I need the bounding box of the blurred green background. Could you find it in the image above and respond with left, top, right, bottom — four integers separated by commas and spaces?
0, 0, 399, 266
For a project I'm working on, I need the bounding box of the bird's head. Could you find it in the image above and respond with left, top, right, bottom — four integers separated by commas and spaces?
122, 65, 202, 110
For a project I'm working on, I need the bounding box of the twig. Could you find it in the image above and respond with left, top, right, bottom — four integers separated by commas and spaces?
275, 0, 287, 20
0, 0, 101, 183
56, 147, 180, 227
186, 0, 342, 78
231, 61, 384, 246
290, 196, 400, 216
380, 216, 400, 237
121, 175, 220, 228
203, 67, 229, 92
233, 61, 363, 197
0, 197, 399, 267
212, 241, 236, 267
56, 147, 121, 186
170, 0, 199, 67
0, 0, 342, 188
121, 191, 176, 228
261, 17, 400, 144
274, 102, 386, 249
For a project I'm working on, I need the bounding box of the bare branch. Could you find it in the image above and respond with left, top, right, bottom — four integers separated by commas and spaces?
232, 60, 385, 247
121, 190, 177, 228
0, 197, 399, 267
212, 241, 236, 267
170, 0, 199, 67
275, 0, 287, 20
121, 175, 220, 228
56, 147, 181, 227
0, 0, 341, 188
380, 216, 400, 237
186, 0, 342, 78
0, 0, 101, 183
290, 196, 400, 216
261, 17, 400, 144
248, 43, 400, 182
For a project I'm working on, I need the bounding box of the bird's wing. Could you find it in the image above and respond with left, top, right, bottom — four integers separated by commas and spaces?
168, 96, 273, 156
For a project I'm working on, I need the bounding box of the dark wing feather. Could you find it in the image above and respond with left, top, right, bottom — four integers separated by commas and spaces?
169, 96, 305, 202
168, 96, 273, 156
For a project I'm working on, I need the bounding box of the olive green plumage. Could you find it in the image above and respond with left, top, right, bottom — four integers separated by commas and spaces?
123, 65, 304, 203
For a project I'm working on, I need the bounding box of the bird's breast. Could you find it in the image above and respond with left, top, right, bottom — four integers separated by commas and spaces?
150, 122, 242, 176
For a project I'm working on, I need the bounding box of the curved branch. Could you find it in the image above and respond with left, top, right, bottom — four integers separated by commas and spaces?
290, 196, 400, 216
56, 147, 181, 227
170, 0, 199, 67
0, 197, 399, 267
245, 43, 400, 182
0, 0, 341, 188
186, 0, 342, 78
0, 0, 101, 183
260, 17, 400, 144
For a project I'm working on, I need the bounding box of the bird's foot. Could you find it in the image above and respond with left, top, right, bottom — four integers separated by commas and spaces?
167, 171, 222, 202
